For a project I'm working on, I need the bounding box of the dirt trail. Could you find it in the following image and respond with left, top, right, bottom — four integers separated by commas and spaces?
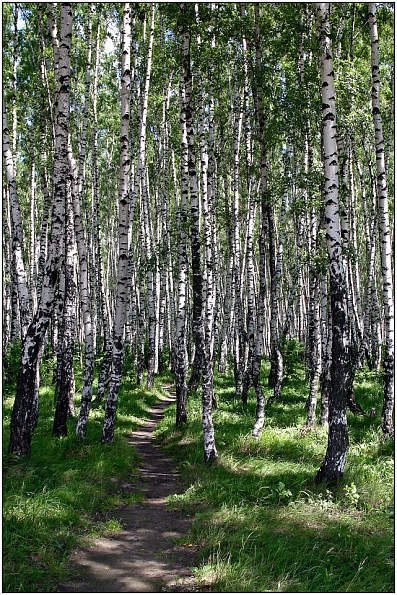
58, 388, 198, 593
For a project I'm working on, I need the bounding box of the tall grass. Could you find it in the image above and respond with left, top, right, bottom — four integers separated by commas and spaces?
156, 361, 394, 592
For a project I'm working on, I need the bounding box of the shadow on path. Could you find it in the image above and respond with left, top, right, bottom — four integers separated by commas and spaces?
58, 388, 198, 593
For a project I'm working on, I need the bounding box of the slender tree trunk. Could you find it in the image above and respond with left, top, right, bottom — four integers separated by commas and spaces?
68, 8, 96, 437
175, 24, 189, 425
368, 3, 394, 436
2, 103, 32, 340
53, 176, 75, 436
315, 3, 350, 483
92, 12, 113, 406
102, 3, 131, 443
184, 10, 217, 462
252, 187, 267, 438
251, 5, 283, 409
231, 78, 245, 401
8, 2, 72, 456
141, 4, 156, 389
320, 277, 331, 426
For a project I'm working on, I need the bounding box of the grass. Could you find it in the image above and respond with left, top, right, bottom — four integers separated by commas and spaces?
3, 350, 394, 593
2, 352, 171, 593
155, 361, 395, 593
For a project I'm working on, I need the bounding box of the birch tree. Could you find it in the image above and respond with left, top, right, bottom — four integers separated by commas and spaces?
368, 3, 394, 436
8, 2, 73, 456
102, 3, 132, 444
315, 2, 350, 483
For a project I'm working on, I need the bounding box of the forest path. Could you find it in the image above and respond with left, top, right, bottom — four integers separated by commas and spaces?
58, 387, 199, 593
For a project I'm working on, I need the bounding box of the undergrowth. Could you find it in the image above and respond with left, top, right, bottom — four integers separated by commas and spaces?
2, 354, 171, 593
155, 361, 394, 593
3, 349, 394, 593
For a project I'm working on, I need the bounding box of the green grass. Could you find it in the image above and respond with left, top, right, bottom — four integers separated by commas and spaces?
3, 355, 172, 593
155, 362, 395, 593
3, 353, 394, 593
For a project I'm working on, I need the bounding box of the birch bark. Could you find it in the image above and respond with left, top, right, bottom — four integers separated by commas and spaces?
315, 2, 350, 482
102, 3, 131, 443
368, 3, 394, 436
175, 23, 189, 424
183, 8, 217, 462
2, 103, 32, 340
8, 2, 73, 456
53, 175, 76, 436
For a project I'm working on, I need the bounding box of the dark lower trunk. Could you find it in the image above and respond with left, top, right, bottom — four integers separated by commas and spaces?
175, 371, 188, 425
241, 369, 251, 406
169, 348, 175, 374
266, 347, 283, 408
188, 351, 201, 393
76, 350, 95, 438
101, 351, 123, 444
252, 355, 265, 438
30, 388, 40, 432
53, 329, 74, 437
95, 347, 112, 403
158, 347, 164, 374
315, 398, 349, 483
306, 324, 321, 428
211, 392, 217, 410
320, 343, 331, 426
175, 339, 188, 424
30, 355, 42, 432
268, 356, 276, 388
68, 367, 75, 417
346, 343, 365, 415
316, 280, 349, 483
347, 389, 366, 415
147, 323, 155, 389
8, 358, 37, 455
320, 370, 330, 426
53, 385, 70, 437
137, 336, 145, 385
147, 354, 155, 388
382, 351, 394, 435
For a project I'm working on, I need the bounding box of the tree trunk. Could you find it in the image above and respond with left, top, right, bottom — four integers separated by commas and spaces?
102, 3, 131, 443
175, 22, 189, 425
8, 2, 73, 456
368, 3, 394, 436
53, 176, 75, 437
183, 9, 217, 462
315, 2, 350, 483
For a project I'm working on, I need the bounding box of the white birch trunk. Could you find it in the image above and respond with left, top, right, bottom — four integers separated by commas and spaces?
368, 3, 394, 435
315, 2, 350, 483
8, 2, 73, 456
102, 3, 132, 443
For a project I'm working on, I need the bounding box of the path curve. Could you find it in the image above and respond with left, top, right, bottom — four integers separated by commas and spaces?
58, 388, 198, 593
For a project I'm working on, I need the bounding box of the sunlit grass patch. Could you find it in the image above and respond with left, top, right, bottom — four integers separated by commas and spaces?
157, 360, 394, 593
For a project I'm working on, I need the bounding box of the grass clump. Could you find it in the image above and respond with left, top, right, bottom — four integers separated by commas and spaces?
156, 360, 394, 593
3, 357, 167, 593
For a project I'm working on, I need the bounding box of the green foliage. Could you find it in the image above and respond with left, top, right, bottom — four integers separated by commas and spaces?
156, 364, 394, 593
280, 338, 305, 380
343, 482, 360, 507
3, 341, 22, 384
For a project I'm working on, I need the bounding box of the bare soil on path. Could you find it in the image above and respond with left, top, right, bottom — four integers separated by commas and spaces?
58, 388, 199, 593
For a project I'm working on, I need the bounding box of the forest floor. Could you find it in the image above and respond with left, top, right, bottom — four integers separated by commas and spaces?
57, 388, 199, 593
155, 362, 394, 592
3, 358, 199, 593
3, 350, 394, 593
